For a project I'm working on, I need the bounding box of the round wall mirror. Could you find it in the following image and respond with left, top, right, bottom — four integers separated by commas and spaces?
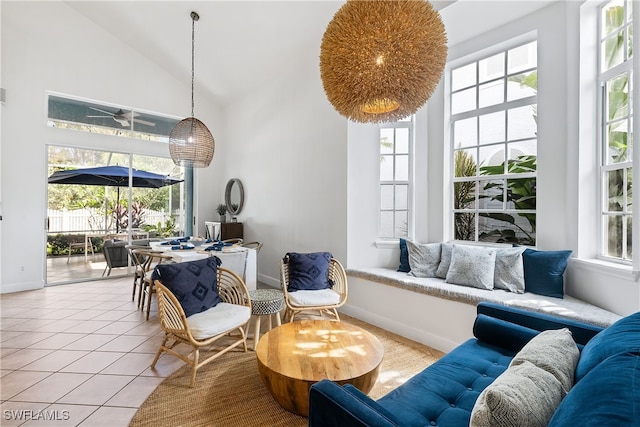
225, 178, 244, 216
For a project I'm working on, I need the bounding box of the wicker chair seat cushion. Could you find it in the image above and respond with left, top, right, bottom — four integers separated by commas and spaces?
288, 289, 341, 307
187, 302, 251, 340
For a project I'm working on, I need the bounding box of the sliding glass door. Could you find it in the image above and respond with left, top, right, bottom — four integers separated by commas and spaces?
46, 146, 184, 285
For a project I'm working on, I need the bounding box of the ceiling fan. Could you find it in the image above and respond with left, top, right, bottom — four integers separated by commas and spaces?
87, 107, 155, 127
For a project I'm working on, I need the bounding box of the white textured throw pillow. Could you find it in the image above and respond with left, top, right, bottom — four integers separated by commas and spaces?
509, 328, 579, 396
469, 361, 563, 427
493, 247, 526, 293
435, 242, 454, 278
406, 240, 441, 278
445, 245, 496, 289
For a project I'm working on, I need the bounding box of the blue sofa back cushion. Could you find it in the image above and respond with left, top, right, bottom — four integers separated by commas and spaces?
575, 310, 640, 381
152, 256, 222, 318
522, 248, 572, 298
285, 252, 334, 292
398, 238, 411, 272
548, 351, 640, 426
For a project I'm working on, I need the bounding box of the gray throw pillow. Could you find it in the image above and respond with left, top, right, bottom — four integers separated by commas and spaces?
494, 247, 526, 293
435, 242, 454, 278
470, 360, 563, 427
406, 240, 441, 278
445, 245, 496, 290
509, 328, 579, 396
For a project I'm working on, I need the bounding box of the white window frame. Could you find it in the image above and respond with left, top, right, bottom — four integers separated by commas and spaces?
378, 117, 414, 239
597, 0, 639, 267
447, 35, 538, 245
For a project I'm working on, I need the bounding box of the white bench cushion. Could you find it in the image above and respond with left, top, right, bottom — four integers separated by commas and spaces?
347, 268, 622, 328
186, 302, 251, 340
288, 289, 341, 307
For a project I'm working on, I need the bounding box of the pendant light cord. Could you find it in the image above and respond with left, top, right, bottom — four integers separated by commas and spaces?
191, 12, 198, 118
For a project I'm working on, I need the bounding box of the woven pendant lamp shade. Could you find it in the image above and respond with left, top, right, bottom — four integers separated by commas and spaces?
320, 0, 447, 123
169, 118, 215, 168
169, 11, 215, 168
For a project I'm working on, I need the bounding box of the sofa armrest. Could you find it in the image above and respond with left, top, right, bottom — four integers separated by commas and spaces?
309, 380, 399, 427
477, 302, 603, 346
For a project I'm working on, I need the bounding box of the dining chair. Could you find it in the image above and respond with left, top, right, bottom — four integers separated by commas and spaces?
126, 244, 151, 307
152, 266, 252, 387
222, 238, 244, 245
134, 249, 174, 320
280, 254, 348, 322
242, 241, 263, 253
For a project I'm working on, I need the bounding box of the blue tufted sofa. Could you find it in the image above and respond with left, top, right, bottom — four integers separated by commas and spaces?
308, 302, 640, 427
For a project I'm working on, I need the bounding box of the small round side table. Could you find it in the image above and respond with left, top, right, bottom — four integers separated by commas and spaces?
249, 288, 285, 350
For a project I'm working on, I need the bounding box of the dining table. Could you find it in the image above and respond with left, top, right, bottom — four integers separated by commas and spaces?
148, 241, 257, 290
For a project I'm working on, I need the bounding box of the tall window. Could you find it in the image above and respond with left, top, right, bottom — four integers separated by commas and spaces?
450, 40, 537, 245
379, 117, 412, 238
599, 0, 634, 262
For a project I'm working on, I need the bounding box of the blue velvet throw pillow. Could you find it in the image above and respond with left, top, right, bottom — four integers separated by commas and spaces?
285, 252, 333, 292
522, 248, 572, 298
398, 238, 411, 273
152, 257, 222, 318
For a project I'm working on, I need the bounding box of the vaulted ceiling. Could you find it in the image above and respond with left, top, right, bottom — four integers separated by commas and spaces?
67, 1, 554, 108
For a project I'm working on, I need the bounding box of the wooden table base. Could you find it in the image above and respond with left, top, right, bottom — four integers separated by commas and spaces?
256, 319, 384, 416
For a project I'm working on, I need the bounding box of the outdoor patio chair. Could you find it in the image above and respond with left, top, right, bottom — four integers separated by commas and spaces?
102, 239, 129, 276
280, 253, 348, 322
151, 265, 252, 387
67, 235, 93, 264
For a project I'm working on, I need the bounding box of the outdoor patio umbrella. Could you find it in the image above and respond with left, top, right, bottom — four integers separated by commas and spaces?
48, 165, 183, 232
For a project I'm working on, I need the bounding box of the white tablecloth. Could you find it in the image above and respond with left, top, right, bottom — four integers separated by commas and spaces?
149, 242, 257, 290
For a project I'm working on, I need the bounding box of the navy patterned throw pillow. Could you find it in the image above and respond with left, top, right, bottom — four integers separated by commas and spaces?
285, 252, 333, 292
152, 257, 222, 317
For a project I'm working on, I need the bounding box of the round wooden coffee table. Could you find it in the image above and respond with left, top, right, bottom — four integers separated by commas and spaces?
256, 319, 384, 416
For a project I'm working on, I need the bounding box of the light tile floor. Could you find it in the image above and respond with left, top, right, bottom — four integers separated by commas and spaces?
0, 276, 184, 426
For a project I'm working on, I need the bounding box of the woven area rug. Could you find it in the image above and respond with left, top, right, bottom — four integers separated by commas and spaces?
130, 316, 444, 427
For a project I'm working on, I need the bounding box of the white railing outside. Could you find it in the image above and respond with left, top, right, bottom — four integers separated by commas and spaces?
47, 207, 173, 233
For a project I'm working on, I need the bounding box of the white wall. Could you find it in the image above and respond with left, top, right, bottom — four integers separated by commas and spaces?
345, 1, 639, 316
0, 1, 224, 293
223, 51, 348, 287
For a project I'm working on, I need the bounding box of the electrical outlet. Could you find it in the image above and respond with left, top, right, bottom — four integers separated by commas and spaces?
20, 266, 24, 272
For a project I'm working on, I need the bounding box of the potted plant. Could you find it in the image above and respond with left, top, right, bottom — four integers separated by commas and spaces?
216, 203, 228, 223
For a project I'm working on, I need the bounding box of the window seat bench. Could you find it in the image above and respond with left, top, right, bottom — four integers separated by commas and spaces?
342, 267, 622, 352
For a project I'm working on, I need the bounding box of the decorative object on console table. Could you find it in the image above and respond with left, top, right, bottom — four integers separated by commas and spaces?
216, 203, 227, 223
221, 222, 243, 240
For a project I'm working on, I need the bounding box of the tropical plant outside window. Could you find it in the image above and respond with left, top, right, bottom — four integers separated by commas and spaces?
379, 116, 412, 238
450, 40, 537, 245
600, 0, 634, 261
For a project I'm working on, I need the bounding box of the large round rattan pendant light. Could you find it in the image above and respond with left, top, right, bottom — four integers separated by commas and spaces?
169, 11, 215, 168
320, 0, 448, 123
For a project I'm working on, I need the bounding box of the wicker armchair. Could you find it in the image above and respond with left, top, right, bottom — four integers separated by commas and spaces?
151, 267, 252, 387
280, 257, 348, 322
